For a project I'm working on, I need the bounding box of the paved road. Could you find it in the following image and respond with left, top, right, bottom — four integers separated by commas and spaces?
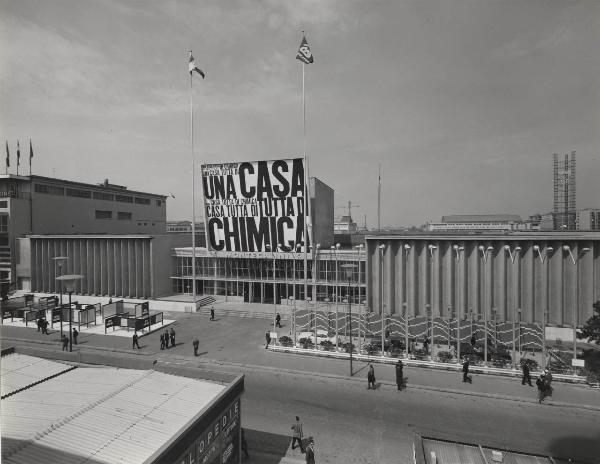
3, 312, 600, 463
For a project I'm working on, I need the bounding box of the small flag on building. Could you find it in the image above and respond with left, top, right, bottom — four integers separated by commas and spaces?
29, 139, 33, 159
5, 141, 9, 168
16, 140, 20, 166
189, 52, 205, 78
296, 35, 314, 64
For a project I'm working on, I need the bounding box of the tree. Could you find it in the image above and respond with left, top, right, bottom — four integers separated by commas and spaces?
579, 300, 600, 345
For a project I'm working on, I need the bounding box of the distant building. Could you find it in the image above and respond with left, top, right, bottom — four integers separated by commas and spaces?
577, 208, 600, 231
426, 214, 523, 232
334, 215, 358, 234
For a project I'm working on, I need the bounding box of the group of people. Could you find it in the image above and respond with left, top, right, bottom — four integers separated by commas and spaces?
367, 360, 405, 391
59, 328, 79, 350
37, 317, 49, 334
290, 416, 316, 464
160, 327, 176, 350
536, 369, 553, 403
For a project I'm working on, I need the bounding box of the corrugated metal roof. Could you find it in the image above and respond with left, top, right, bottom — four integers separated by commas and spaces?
2, 364, 226, 464
1, 353, 74, 397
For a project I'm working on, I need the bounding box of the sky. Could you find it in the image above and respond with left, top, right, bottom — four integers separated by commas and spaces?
1, 0, 599, 227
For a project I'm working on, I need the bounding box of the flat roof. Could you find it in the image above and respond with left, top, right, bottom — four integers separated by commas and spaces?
1, 354, 226, 464
366, 231, 600, 241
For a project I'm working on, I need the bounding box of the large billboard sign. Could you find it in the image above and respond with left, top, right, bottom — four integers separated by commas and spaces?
202, 158, 308, 252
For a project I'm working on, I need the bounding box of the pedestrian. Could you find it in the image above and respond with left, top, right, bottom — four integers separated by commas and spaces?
265, 331, 271, 349
133, 332, 140, 349
164, 329, 170, 348
521, 361, 532, 386
160, 333, 165, 350
241, 428, 250, 458
210, 305, 215, 321
290, 416, 304, 452
536, 374, 546, 403
170, 327, 176, 347
41, 319, 49, 335
37, 316, 43, 332
395, 360, 404, 390
72, 327, 78, 345
108, 297, 112, 304
470, 333, 477, 347
423, 337, 429, 355
276, 313, 281, 328
193, 337, 199, 356
462, 357, 472, 383
61, 334, 69, 351
305, 436, 315, 464
367, 363, 376, 390
544, 369, 553, 397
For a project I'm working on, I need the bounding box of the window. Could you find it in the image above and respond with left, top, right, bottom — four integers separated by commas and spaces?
0, 201, 7, 208
115, 194, 133, 203
93, 191, 114, 201
156, 199, 163, 207
0, 215, 7, 233
134, 197, 151, 205
95, 210, 112, 220
117, 212, 132, 220
66, 188, 91, 199
34, 183, 64, 196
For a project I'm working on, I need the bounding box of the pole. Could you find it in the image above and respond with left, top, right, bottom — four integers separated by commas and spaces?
334, 249, 339, 351
377, 164, 381, 231
348, 277, 353, 376
68, 291, 73, 352
190, 69, 197, 304
455, 247, 461, 363
59, 264, 63, 339
573, 258, 578, 365
302, 60, 309, 316
483, 255, 488, 366
273, 251, 277, 332
380, 246, 385, 357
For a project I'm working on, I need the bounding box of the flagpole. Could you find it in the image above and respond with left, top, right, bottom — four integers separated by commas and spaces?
377, 163, 381, 231
29, 140, 32, 175
190, 65, 197, 305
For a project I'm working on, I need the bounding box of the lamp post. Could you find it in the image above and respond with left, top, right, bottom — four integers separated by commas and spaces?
331, 243, 340, 351
428, 245, 437, 357
310, 243, 321, 345
355, 244, 364, 354
563, 245, 590, 366
447, 305, 453, 349
478, 245, 494, 365
341, 263, 357, 376
504, 245, 522, 369
55, 274, 84, 352
517, 308, 522, 355
52, 256, 68, 338
425, 304, 431, 359
378, 244, 386, 356
533, 245, 554, 370
266, 244, 277, 332
403, 244, 411, 359
453, 245, 464, 362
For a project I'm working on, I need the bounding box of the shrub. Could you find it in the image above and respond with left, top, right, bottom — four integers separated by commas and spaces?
299, 337, 314, 349
437, 350, 453, 363
342, 342, 355, 354
365, 343, 379, 355
320, 340, 334, 351
279, 335, 293, 347
413, 348, 428, 359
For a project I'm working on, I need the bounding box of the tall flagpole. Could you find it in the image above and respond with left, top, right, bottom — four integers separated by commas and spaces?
377, 163, 381, 231
303, 59, 309, 312
190, 63, 197, 304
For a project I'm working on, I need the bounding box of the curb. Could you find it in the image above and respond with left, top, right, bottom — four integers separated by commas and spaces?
3, 336, 599, 412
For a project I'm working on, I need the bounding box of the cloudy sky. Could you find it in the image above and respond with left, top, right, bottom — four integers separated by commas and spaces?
1, 0, 599, 227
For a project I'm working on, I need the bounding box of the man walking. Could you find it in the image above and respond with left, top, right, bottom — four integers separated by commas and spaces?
160, 333, 165, 350
305, 436, 315, 464
276, 313, 281, 328
265, 331, 271, 349
72, 327, 79, 345
170, 327, 176, 347
210, 305, 215, 321
133, 332, 140, 350
164, 329, 170, 348
61, 334, 69, 351
193, 337, 199, 356
521, 362, 532, 386
290, 416, 304, 452
41, 319, 49, 335
462, 357, 472, 383
367, 364, 376, 390
395, 360, 404, 390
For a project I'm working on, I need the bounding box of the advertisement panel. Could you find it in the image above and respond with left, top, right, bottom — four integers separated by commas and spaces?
202, 158, 307, 252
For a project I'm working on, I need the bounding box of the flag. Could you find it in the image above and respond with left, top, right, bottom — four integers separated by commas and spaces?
5, 141, 9, 167
16, 140, 20, 166
29, 139, 33, 159
296, 35, 314, 64
189, 52, 205, 78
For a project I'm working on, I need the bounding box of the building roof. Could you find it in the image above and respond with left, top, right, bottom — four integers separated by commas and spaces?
1, 354, 226, 464
441, 214, 522, 223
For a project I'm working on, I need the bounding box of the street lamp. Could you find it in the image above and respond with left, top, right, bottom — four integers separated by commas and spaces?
341, 263, 357, 376
453, 245, 464, 362
310, 243, 321, 344
504, 245, 522, 369
378, 244, 386, 356
355, 244, 365, 352
478, 245, 494, 365
428, 244, 437, 357
533, 245, 554, 370
52, 256, 68, 338
331, 243, 340, 351
266, 244, 277, 332
563, 245, 590, 366
55, 274, 84, 352
403, 243, 412, 359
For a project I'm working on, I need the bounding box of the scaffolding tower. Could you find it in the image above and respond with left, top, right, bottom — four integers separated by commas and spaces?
553, 151, 576, 230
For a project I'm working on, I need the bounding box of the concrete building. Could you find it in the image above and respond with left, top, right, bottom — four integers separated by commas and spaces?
1, 174, 167, 295
577, 208, 600, 231
426, 214, 523, 232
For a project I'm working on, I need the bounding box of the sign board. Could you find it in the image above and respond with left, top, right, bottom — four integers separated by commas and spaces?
141, 302, 149, 317
202, 158, 308, 252
52, 308, 62, 323
571, 358, 585, 367
105, 315, 120, 330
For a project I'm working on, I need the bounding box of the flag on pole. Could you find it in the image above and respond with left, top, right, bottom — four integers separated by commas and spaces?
189, 52, 205, 78
16, 140, 20, 166
29, 139, 33, 159
5, 141, 9, 168
296, 35, 314, 64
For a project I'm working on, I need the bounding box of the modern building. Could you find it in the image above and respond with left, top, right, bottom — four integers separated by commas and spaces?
1, 174, 168, 295
426, 214, 523, 232
577, 208, 600, 231
553, 151, 577, 231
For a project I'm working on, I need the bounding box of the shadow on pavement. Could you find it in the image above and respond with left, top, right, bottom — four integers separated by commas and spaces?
243, 428, 294, 463
548, 433, 600, 463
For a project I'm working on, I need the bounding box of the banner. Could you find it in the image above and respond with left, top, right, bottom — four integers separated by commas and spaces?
202, 158, 308, 252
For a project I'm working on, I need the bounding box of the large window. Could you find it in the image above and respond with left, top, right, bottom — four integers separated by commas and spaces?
93, 191, 114, 201
134, 197, 151, 205
34, 183, 64, 196
117, 212, 132, 220
0, 215, 7, 233
66, 188, 91, 199
115, 194, 133, 203
95, 210, 112, 220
